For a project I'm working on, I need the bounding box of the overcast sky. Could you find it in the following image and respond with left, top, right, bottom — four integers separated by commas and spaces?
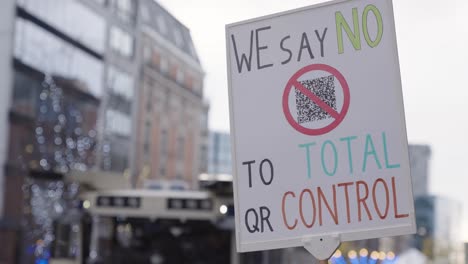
157, 0, 468, 241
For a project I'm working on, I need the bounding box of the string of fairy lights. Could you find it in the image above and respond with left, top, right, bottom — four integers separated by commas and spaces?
330, 249, 397, 264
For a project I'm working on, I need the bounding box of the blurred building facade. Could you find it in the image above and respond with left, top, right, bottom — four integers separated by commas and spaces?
377, 144, 465, 264
1, 1, 106, 262
135, 0, 207, 190
0, 0, 206, 263
377, 145, 433, 255
414, 195, 464, 264
408, 144, 431, 197
465, 243, 467, 264
207, 131, 232, 175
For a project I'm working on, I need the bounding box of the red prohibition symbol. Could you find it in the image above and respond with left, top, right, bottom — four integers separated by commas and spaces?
282, 64, 350, 136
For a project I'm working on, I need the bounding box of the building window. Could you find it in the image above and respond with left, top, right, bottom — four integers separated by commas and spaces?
188, 41, 198, 59
177, 137, 184, 161
12, 69, 39, 118
17, 0, 106, 53
200, 111, 208, 130
105, 109, 131, 136
184, 74, 193, 90
157, 15, 167, 35
159, 129, 168, 176
160, 129, 168, 160
164, 90, 170, 110
143, 143, 149, 156
193, 79, 203, 95
110, 26, 134, 58
110, 0, 136, 24
151, 50, 161, 69
143, 43, 152, 62
140, 4, 150, 21
14, 18, 104, 97
176, 69, 184, 85
108, 93, 132, 115
144, 121, 151, 156
173, 29, 184, 48
103, 136, 129, 172
146, 86, 153, 112
93, 0, 107, 5
160, 57, 169, 74
169, 64, 178, 80
107, 66, 133, 100
146, 100, 152, 112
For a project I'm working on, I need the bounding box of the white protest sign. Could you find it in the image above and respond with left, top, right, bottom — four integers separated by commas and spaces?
225, 0, 416, 254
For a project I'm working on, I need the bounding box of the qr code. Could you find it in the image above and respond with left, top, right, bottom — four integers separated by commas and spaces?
295, 75, 336, 124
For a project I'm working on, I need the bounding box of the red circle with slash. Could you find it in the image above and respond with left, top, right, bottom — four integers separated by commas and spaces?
282, 64, 350, 136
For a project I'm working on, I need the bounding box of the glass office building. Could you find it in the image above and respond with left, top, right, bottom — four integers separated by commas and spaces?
207, 131, 232, 176
414, 195, 464, 264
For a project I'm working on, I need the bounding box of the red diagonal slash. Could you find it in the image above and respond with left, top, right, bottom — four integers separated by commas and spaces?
282, 64, 350, 136
293, 80, 340, 119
